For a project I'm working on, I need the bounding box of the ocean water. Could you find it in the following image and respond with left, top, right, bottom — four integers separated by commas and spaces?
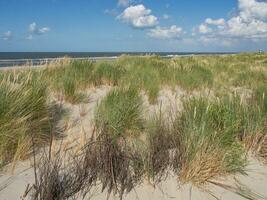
0, 52, 235, 68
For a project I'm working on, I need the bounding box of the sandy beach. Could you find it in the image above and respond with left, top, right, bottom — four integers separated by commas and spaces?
1, 157, 267, 200
1, 83, 267, 200
0, 54, 267, 200
1, 0, 267, 198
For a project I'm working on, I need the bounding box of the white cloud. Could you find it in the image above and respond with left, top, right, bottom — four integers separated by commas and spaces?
197, 0, 267, 41
3, 31, 13, 41
205, 18, 225, 26
225, 16, 267, 39
239, 0, 267, 21
118, 0, 131, 7
147, 25, 183, 39
29, 22, 50, 35
198, 24, 212, 34
118, 4, 158, 28
198, 18, 225, 34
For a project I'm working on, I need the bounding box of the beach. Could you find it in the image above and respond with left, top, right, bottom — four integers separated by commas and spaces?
0, 54, 266, 200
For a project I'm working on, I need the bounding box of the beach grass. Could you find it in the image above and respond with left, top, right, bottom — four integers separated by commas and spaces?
95, 87, 144, 138
0, 72, 51, 167
0, 53, 267, 199
172, 96, 247, 185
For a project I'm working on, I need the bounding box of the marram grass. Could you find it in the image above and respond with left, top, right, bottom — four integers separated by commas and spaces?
0, 53, 267, 200
95, 87, 144, 139
0, 73, 51, 167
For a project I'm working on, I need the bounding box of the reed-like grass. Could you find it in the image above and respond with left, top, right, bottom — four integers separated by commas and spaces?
172, 96, 247, 185
1, 53, 267, 199
42, 60, 93, 103
0, 73, 51, 167
142, 111, 172, 184
91, 62, 125, 86
95, 87, 144, 139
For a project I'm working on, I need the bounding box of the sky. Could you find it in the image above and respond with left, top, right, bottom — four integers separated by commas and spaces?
1, 0, 267, 52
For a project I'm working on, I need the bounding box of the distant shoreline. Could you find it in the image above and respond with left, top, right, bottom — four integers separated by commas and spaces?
0, 53, 238, 69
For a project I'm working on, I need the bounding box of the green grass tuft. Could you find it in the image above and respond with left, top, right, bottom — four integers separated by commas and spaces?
95, 87, 144, 139
0, 74, 51, 166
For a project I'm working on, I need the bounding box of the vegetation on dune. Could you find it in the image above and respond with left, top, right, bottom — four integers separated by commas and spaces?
143, 112, 172, 183
27, 87, 266, 200
0, 53, 266, 199
23, 53, 265, 105
95, 87, 144, 138
172, 96, 247, 185
0, 73, 51, 167
91, 62, 125, 86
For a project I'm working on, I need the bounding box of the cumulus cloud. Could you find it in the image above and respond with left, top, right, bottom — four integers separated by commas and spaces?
239, 0, 267, 21
225, 15, 267, 39
205, 18, 225, 26
198, 0, 267, 41
198, 24, 212, 34
3, 31, 13, 41
118, 4, 158, 28
147, 25, 183, 39
29, 22, 50, 35
198, 18, 225, 34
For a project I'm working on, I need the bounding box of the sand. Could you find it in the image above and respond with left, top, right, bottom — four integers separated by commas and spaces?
0, 86, 267, 200
1, 158, 267, 200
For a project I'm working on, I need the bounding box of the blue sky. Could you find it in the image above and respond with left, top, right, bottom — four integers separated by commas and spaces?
1, 0, 267, 52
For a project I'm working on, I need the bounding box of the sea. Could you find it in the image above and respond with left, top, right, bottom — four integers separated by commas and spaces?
0, 52, 236, 68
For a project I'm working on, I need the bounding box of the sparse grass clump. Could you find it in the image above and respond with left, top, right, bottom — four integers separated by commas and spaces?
0, 74, 51, 166
174, 65, 213, 90
61, 77, 87, 104
43, 60, 94, 90
171, 90, 267, 185
242, 86, 267, 162
172, 97, 247, 185
120, 67, 161, 104
169, 58, 213, 90
233, 70, 267, 88
142, 112, 173, 183
91, 62, 125, 86
43, 60, 92, 104
95, 87, 144, 138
